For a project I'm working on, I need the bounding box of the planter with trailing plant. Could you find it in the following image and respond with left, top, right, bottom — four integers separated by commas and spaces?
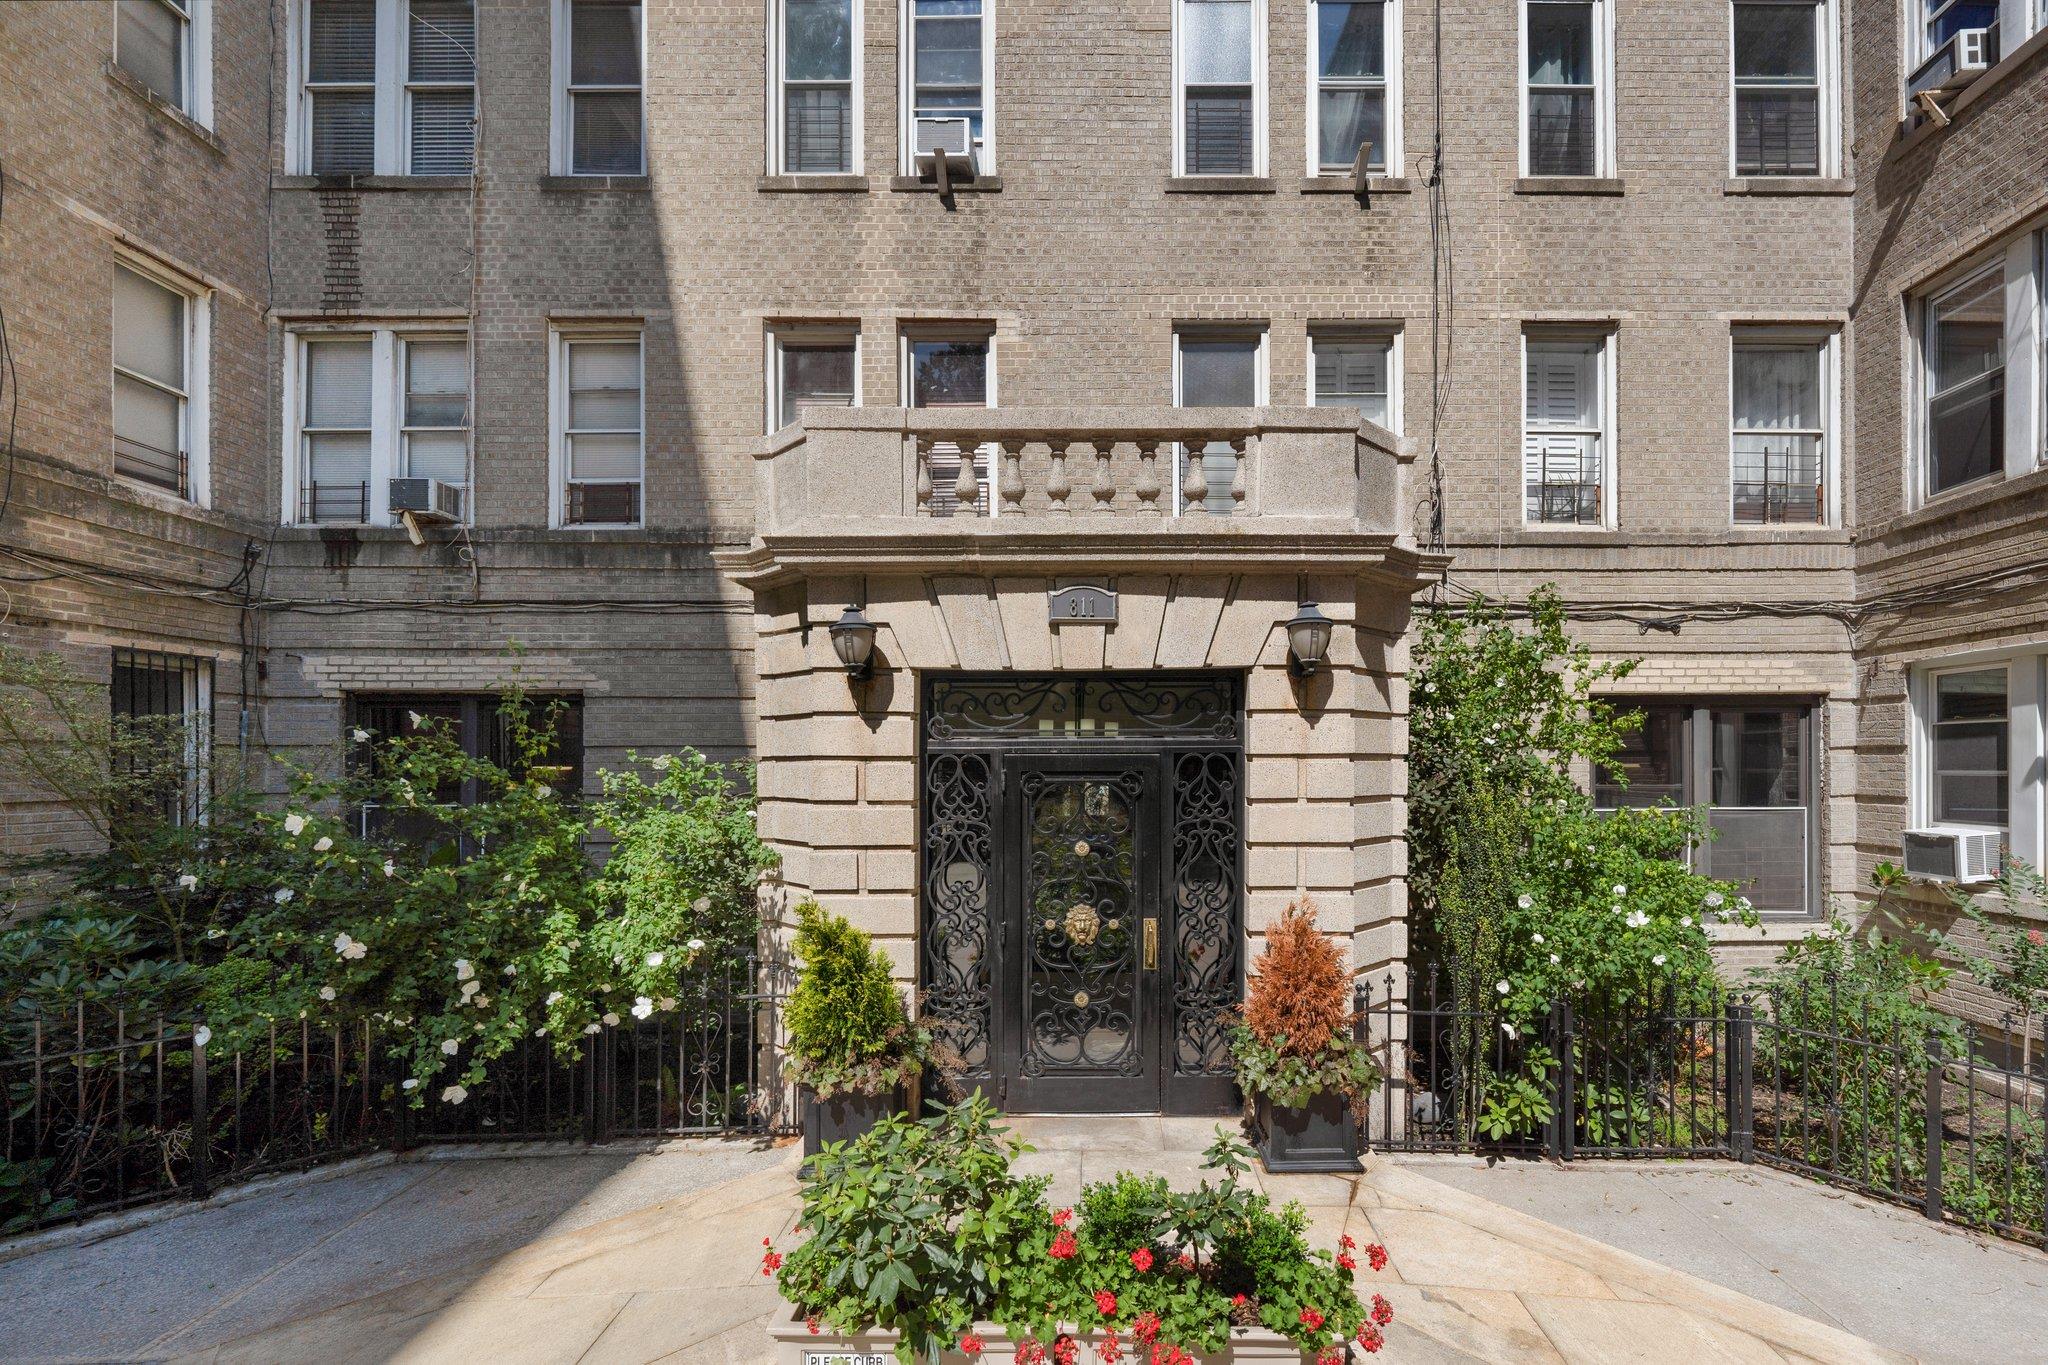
763, 1097, 1395, 1364
781, 900, 929, 1156
1231, 902, 1382, 1174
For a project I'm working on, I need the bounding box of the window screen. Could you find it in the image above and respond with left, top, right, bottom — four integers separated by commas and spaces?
1733, 1, 1821, 176
301, 337, 374, 522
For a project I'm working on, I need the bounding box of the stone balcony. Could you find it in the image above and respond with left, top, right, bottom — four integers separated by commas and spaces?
735, 406, 1428, 582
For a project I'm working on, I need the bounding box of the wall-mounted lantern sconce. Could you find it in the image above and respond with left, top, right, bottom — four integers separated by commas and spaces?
1285, 601, 1333, 679
829, 604, 877, 681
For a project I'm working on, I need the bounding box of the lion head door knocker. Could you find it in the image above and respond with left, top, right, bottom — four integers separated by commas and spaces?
1063, 901, 1102, 946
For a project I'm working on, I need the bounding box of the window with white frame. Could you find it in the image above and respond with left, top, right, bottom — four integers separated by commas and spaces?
903, 0, 991, 174
1732, 0, 1828, 176
299, 0, 475, 175
1914, 0, 2000, 72
118, 0, 211, 119
1923, 262, 2007, 497
1310, 331, 1395, 429
776, 0, 859, 174
1174, 329, 1264, 515
1177, 0, 1263, 176
907, 331, 993, 516
1523, 0, 1606, 177
113, 261, 203, 500
769, 328, 859, 432
1310, 0, 1391, 175
1928, 665, 2010, 838
1523, 331, 1610, 526
554, 331, 644, 526
1731, 332, 1831, 525
559, 0, 643, 175
289, 328, 470, 525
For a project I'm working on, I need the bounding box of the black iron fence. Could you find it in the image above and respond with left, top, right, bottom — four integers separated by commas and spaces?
1, 957, 792, 1236
1357, 966, 2048, 1249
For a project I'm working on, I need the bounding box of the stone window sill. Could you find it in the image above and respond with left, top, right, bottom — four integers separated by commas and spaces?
539, 174, 649, 193
1514, 176, 1625, 196
1298, 176, 1414, 195
1723, 176, 1855, 196
273, 174, 473, 192
888, 174, 1004, 193
1163, 176, 1276, 194
104, 61, 225, 156
1873, 463, 2048, 540
758, 174, 870, 193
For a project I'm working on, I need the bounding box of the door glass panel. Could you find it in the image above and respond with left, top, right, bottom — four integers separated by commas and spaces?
1022, 774, 1143, 1076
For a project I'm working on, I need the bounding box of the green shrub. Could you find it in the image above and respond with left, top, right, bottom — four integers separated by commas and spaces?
782, 900, 929, 1097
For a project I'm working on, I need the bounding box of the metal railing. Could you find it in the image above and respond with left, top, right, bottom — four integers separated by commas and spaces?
298, 480, 371, 524
1355, 964, 2047, 1248
1, 957, 792, 1235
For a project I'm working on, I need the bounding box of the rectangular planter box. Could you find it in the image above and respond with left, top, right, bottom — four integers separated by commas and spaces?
800, 1086, 902, 1158
768, 1316, 1307, 1363
1255, 1091, 1361, 1173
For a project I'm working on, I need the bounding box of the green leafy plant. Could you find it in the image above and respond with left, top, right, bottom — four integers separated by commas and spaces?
1230, 901, 1382, 1108
782, 900, 930, 1098
1927, 859, 2048, 1076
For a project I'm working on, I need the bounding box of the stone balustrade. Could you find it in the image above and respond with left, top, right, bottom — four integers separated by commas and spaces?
753, 406, 1413, 540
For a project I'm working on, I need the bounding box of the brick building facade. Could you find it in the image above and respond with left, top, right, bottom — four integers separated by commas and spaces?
1, 0, 2043, 1099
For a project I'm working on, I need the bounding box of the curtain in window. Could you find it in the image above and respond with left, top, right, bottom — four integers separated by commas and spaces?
303, 338, 373, 521
1316, 1, 1385, 170
113, 266, 187, 491
118, 0, 186, 108
1732, 344, 1824, 524
1733, 2, 1820, 175
1527, 1, 1596, 175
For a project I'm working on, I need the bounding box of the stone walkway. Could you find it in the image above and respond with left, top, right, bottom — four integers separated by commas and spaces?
4, 1119, 2038, 1363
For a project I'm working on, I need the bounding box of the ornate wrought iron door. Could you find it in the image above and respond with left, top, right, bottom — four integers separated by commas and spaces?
919, 674, 1244, 1115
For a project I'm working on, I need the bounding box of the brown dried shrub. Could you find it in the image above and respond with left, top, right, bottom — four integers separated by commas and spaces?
1242, 899, 1353, 1059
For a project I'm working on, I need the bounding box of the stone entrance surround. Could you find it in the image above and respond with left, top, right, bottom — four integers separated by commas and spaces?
719, 407, 1446, 1079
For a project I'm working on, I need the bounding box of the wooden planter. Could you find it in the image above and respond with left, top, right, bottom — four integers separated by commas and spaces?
767, 1315, 1310, 1363
799, 1085, 902, 1158
1254, 1091, 1361, 1174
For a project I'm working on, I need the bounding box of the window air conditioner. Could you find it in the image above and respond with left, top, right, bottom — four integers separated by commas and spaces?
913, 117, 975, 175
388, 477, 463, 523
1901, 826, 2001, 884
1908, 27, 1996, 99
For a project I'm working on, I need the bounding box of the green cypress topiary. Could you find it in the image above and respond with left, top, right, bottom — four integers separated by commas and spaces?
783, 900, 929, 1097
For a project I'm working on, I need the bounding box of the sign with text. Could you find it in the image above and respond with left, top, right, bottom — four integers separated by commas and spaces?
1048, 585, 1117, 625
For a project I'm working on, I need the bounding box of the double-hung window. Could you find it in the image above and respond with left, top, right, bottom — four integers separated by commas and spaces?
904, 1, 991, 174
776, 0, 859, 174
111, 648, 213, 829
289, 329, 471, 525
304, 0, 377, 173
770, 328, 859, 431
559, 0, 644, 174
1915, 0, 2001, 75
1523, 331, 1610, 526
554, 331, 644, 527
1310, 331, 1396, 430
1731, 332, 1831, 525
406, 0, 476, 174
1523, 0, 1606, 177
1310, 0, 1391, 175
1595, 701, 1819, 917
1732, 0, 1829, 176
113, 260, 205, 501
907, 332, 993, 516
118, 0, 211, 119
1176, 0, 1262, 176
1174, 329, 1264, 514
1923, 263, 2007, 498
1928, 666, 2010, 838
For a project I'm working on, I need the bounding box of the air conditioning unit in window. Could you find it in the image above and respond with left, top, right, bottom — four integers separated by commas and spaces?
388, 477, 463, 523
913, 117, 975, 178
1901, 826, 2001, 884
1908, 27, 1996, 99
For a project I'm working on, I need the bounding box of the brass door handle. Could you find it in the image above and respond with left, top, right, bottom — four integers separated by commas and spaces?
1143, 917, 1158, 970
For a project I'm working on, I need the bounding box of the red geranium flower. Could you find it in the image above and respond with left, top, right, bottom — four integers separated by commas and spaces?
1340, 1232, 1356, 1250
1317, 1351, 1344, 1365
1053, 1334, 1080, 1365
805, 1317, 819, 1335
1371, 1294, 1394, 1327
1129, 1247, 1154, 1272
1052, 1207, 1074, 1228
1365, 1242, 1389, 1272
959, 1334, 985, 1358
1299, 1307, 1325, 1331
1357, 1323, 1385, 1354
1015, 1341, 1044, 1365
1132, 1311, 1162, 1344
1336, 1252, 1357, 1271
759, 1248, 782, 1276
1049, 1229, 1078, 1259
1231, 1293, 1249, 1308
1099, 1330, 1123, 1365
1094, 1289, 1118, 1317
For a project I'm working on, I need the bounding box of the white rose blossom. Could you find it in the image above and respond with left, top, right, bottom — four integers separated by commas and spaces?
1611, 884, 1627, 897
602, 1012, 620, 1027
193, 1026, 212, 1049
1704, 891, 1726, 908
441, 1084, 467, 1105
645, 952, 664, 968
460, 979, 481, 999
440, 1038, 460, 1055
382, 860, 396, 877
1532, 933, 1544, 945
1652, 954, 1667, 967
274, 888, 294, 904
545, 991, 564, 1006
313, 836, 333, 853
657, 997, 676, 1011
1626, 910, 1650, 929
1495, 980, 1511, 996
503, 964, 517, 976
1549, 953, 1561, 965
685, 938, 706, 952
283, 814, 307, 836
407, 710, 424, 727
402, 1078, 419, 1091
473, 994, 489, 1009
333, 932, 366, 959
176, 873, 199, 891
1516, 894, 1532, 910
318, 986, 336, 1001
631, 996, 655, 1020
691, 897, 710, 913
351, 727, 370, 742
650, 754, 672, 771
583, 1022, 602, 1035
454, 959, 474, 982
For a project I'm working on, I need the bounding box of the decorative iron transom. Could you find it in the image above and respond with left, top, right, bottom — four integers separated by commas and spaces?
925, 674, 1242, 744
